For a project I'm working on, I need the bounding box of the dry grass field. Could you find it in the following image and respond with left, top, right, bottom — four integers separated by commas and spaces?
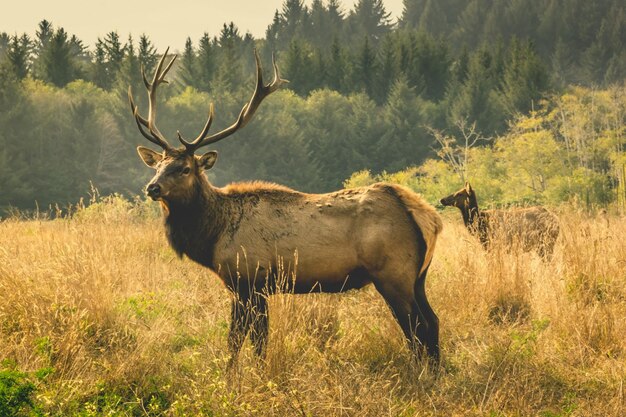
1, 197, 625, 416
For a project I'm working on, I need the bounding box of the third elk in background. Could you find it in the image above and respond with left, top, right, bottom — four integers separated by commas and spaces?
440, 182, 560, 259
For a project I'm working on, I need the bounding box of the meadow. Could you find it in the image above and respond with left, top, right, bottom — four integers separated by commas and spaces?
0, 196, 625, 416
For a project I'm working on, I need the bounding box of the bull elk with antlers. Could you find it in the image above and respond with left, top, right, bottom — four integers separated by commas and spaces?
129, 49, 443, 362
440, 183, 560, 258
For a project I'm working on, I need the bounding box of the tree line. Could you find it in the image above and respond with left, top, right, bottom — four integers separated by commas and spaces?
0, 0, 624, 210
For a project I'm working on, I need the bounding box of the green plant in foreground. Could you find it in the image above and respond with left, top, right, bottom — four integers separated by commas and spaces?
0, 361, 40, 417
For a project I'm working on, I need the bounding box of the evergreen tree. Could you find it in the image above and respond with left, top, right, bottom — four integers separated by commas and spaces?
378, 76, 433, 171
498, 39, 550, 115
215, 23, 243, 92
138, 35, 157, 75
327, 37, 347, 93
327, 0, 346, 31
418, 0, 448, 36
265, 10, 283, 54
374, 34, 399, 103
91, 40, 108, 89
115, 35, 141, 97
348, 0, 392, 44
41, 28, 76, 87
6, 34, 31, 79
0, 32, 9, 61
179, 37, 198, 88
279, 0, 310, 46
448, 47, 506, 135
32, 19, 54, 79
352, 37, 378, 98
306, 0, 345, 48
102, 31, 125, 87
196, 33, 215, 92
283, 38, 314, 95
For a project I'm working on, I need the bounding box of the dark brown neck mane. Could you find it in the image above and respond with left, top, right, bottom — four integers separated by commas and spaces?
164, 175, 227, 268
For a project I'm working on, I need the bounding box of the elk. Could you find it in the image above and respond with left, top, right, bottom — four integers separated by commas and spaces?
129, 49, 443, 362
440, 182, 560, 258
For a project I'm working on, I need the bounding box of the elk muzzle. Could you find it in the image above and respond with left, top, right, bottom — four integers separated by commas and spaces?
146, 183, 162, 200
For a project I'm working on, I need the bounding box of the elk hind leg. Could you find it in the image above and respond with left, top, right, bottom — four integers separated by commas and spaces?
375, 281, 426, 359
413, 266, 439, 362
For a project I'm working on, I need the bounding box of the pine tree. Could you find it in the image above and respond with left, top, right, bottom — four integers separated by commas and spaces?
91, 40, 108, 89
327, 37, 347, 93
138, 35, 157, 75
374, 34, 398, 103
41, 28, 76, 87
348, 0, 392, 44
283, 38, 314, 95
352, 37, 378, 98
400, 0, 427, 28
418, 0, 448, 35
449, 47, 506, 135
279, 0, 310, 46
498, 39, 550, 115
32, 19, 54, 79
6, 34, 31, 79
0, 32, 9, 61
196, 33, 215, 93
265, 10, 283, 53
103, 31, 124, 87
378, 76, 432, 171
115, 35, 141, 98
215, 23, 242, 92
179, 37, 198, 88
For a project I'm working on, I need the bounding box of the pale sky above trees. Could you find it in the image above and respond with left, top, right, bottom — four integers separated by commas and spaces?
2, 0, 404, 51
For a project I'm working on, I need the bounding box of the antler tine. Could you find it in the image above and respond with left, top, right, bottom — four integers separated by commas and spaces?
181, 49, 287, 152
177, 103, 215, 147
140, 64, 151, 89
146, 49, 177, 142
128, 86, 170, 149
127, 48, 179, 150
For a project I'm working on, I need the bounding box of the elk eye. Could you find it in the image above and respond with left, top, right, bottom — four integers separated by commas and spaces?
182, 167, 191, 175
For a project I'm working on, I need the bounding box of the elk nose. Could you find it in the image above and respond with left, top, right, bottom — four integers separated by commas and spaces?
439, 198, 446, 205
146, 183, 161, 199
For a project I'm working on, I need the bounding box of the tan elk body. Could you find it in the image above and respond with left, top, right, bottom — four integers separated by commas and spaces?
130, 49, 443, 362
440, 183, 560, 257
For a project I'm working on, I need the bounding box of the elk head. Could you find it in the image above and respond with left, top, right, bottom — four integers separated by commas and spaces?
440, 182, 476, 209
129, 48, 287, 204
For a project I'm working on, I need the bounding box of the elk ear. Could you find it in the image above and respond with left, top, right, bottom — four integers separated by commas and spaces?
137, 146, 163, 168
197, 151, 218, 170
465, 181, 473, 192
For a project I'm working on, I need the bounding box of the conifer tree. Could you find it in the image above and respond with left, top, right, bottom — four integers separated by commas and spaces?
138, 35, 157, 75
41, 28, 76, 87
348, 0, 392, 44
196, 33, 215, 93
179, 37, 198, 88
6, 34, 31, 80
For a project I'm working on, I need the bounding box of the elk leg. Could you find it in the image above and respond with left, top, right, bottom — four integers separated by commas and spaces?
375, 283, 422, 355
413, 267, 440, 362
249, 292, 269, 357
227, 294, 254, 360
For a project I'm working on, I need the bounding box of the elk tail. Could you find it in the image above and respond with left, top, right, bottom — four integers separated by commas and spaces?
377, 183, 443, 276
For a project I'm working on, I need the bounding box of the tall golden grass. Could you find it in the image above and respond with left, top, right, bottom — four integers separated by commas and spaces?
0, 197, 624, 416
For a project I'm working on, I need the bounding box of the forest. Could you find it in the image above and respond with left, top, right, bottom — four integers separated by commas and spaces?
0, 0, 625, 211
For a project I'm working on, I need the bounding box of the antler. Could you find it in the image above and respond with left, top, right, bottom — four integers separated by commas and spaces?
128, 47, 177, 150
177, 49, 287, 152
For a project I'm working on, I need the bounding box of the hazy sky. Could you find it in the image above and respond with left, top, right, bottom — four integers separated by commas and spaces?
2, 0, 405, 51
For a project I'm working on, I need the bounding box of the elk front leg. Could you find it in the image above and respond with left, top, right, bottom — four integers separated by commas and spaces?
249, 292, 269, 357
227, 291, 269, 361
228, 294, 253, 362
